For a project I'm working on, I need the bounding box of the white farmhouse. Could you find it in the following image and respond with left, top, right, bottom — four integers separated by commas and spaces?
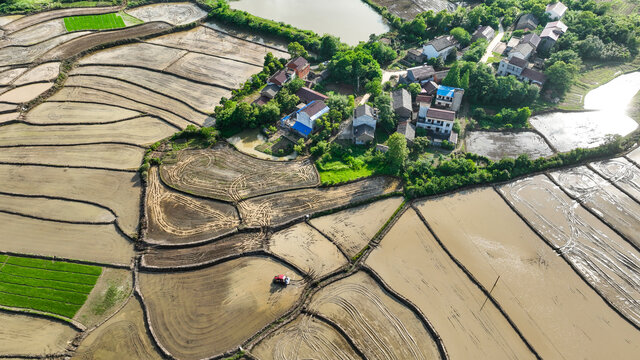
417, 108, 456, 134
281, 100, 329, 138
352, 104, 377, 145
546, 2, 567, 20
422, 35, 458, 60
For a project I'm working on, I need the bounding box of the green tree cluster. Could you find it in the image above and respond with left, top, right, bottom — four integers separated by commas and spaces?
328, 49, 382, 92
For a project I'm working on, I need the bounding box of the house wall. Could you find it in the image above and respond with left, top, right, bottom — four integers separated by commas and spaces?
423, 45, 454, 59
497, 61, 524, 77
418, 103, 429, 119
296, 112, 314, 130
416, 117, 454, 134
538, 38, 555, 53
353, 115, 376, 128
395, 106, 412, 119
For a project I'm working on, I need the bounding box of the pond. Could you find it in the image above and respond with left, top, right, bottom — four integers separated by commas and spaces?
226, 129, 297, 161
228, 0, 390, 46
530, 72, 640, 152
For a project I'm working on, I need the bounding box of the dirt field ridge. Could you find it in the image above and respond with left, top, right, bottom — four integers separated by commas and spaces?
411, 204, 542, 360
142, 40, 264, 68
492, 185, 640, 333
298, 309, 369, 359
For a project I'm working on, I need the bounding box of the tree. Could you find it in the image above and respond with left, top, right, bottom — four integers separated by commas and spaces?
359, 41, 397, 65
450, 27, 471, 47
374, 93, 395, 132
365, 79, 382, 98
386, 133, 408, 172
274, 88, 300, 113
544, 61, 579, 97
284, 77, 305, 94
459, 70, 470, 89
287, 42, 308, 59
328, 49, 382, 92
408, 83, 422, 100
320, 34, 341, 59
442, 63, 461, 87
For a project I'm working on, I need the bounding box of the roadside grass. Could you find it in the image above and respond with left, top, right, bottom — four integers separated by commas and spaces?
487, 52, 502, 64
63, 13, 125, 32
558, 56, 640, 110
0, 256, 101, 319
91, 283, 127, 315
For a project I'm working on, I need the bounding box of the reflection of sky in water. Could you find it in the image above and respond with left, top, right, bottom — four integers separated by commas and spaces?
531, 72, 640, 152
229, 0, 390, 45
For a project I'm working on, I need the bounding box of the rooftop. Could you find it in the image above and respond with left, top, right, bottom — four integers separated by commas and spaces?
426, 35, 457, 51
287, 56, 309, 70
520, 33, 541, 48
354, 124, 375, 139
423, 81, 438, 94
407, 64, 436, 81
547, 21, 568, 33
301, 100, 328, 117
261, 83, 280, 98
521, 68, 547, 84
416, 94, 433, 104
354, 104, 374, 119
546, 2, 567, 16
516, 14, 539, 30
512, 43, 534, 58
507, 36, 521, 49
392, 89, 412, 111
437, 85, 457, 98
268, 68, 288, 86
292, 121, 312, 137
426, 107, 456, 121
296, 87, 327, 104
472, 25, 495, 40
396, 121, 415, 141
508, 56, 528, 68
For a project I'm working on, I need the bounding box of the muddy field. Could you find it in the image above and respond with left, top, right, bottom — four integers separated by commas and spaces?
72, 297, 162, 360
27, 102, 140, 124
370, 0, 456, 19
309, 196, 403, 257
0, 144, 144, 170
160, 145, 319, 201
0, 82, 53, 103
268, 223, 347, 278
628, 146, 640, 164
139, 256, 303, 359
0, 32, 92, 65
145, 167, 240, 245
0, 19, 66, 47
415, 188, 640, 359
141, 232, 264, 269
551, 166, 640, 249
465, 131, 554, 160
367, 208, 535, 360
78, 42, 188, 69
125, 2, 207, 25
239, 177, 402, 227
500, 175, 640, 327
73, 268, 132, 328
0, 310, 77, 356
252, 314, 360, 360
0, 193, 114, 223
14, 62, 60, 85
592, 157, 640, 202
1, 6, 119, 34
308, 271, 441, 360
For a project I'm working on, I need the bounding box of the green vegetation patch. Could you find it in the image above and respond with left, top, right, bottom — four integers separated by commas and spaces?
0, 256, 101, 319
63, 13, 125, 32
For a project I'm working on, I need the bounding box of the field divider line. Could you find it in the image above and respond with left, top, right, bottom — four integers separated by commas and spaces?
0, 160, 137, 173
21, 113, 153, 127
543, 171, 640, 254
493, 185, 640, 332
360, 266, 448, 360
0, 141, 147, 149
586, 162, 640, 208
411, 205, 543, 360
0, 208, 115, 226
300, 309, 369, 360
2, 5, 123, 35
305, 221, 351, 262
60, 83, 196, 129
0, 250, 131, 271
624, 154, 640, 171
141, 40, 264, 68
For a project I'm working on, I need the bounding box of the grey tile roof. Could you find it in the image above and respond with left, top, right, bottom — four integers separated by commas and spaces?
426, 35, 457, 51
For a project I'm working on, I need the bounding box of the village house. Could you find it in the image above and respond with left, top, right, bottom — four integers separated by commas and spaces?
520, 33, 541, 49
505, 36, 521, 53
267, 68, 293, 87
509, 43, 535, 61
417, 107, 456, 135
416, 94, 432, 120
546, 2, 567, 20
281, 100, 329, 138
471, 25, 495, 43
539, 20, 568, 52
406, 64, 436, 83
520, 68, 547, 86
396, 120, 415, 145
295, 86, 328, 104
405, 48, 426, 63
422, 81, 438, 96
422, 35, 458, 60
435, 85, 464, 112
497, 57, 546, 86
260, 84, 280, 100
286, 56, 311, 79
352, 104, 377, 145
515, 14, 539, 31
392, 88, 412, 119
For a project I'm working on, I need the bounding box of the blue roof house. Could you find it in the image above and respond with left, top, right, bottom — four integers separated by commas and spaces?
435, 85, 464, 112
282, 100, 329, 138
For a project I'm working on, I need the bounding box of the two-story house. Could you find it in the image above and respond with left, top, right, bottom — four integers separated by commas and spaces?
286, 56, 311, 80
422, 35, 458, 60
417, 108, 456, 134
539, 21, 568, 52
435, 86, 464, 111
416, 94, 432, 120
545, 2, 567, 20
497, 56, 528, 77
352, 104, 377, 145
281, 100, 329, 137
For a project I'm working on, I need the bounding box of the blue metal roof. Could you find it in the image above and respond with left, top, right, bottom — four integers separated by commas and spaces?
292, 121, 312, 137
437, 85, 456, 97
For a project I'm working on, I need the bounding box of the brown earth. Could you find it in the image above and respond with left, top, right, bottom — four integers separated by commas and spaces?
239, 177, 402, 227
2, 6, 120, 34
160, 145, 319, 202
78, 42, 188, 70
0, 32, 92, 66
13, 61, 60, 85
27, 102, 140, 124
141, 232, 264, 269
145, 167, 240, 246
591, 157, 640, 202
308, 271, 441, 360
0, 19, 66, 47
0, 82, 53, 103
165, 52, 261, 89
416, 187, 640, 359
74, 268, 132, 328
139, 256, 304, 359
0, 310, 77, 356
0, 193, 114, 223
0, 67, 27, 85
367, 208, 536, 360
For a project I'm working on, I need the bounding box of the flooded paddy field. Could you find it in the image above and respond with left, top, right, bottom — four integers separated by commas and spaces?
591, 157, 640, 202
145, 167, 240, 246
500, 175, 640, 327
229, 0, 389, 46
139, 256, 303, 359
308, 271, 441, 360
367, 208, 535, 360
415, 188, 640, 359
370, 0, 456, 19
551, 166, 640, 249
465, 131, 554, 160
125, 2, 207, 26
268, 223, 347, 278
160, 145, 318, 202
239, 177, 402, 227
0, 311, 77, 356
252, 314, 361, 360
309, 196, 403, 257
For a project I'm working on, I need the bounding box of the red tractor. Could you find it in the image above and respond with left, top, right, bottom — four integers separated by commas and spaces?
273, 274, 290, 285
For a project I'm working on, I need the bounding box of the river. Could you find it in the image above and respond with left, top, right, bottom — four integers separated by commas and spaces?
228, 0, 390, 46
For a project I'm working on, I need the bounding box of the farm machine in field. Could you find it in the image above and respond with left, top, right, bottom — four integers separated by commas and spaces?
273, 274, 290, 285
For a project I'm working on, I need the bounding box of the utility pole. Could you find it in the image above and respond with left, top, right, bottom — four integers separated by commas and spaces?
480, 275, 500, 311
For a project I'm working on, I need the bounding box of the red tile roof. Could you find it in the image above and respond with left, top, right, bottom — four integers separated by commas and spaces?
427, 108, 455, 121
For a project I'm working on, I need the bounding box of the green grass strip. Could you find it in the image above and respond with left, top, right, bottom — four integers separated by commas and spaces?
63, 13, 126, 32
0, 273, 94, 294
0, 292, 79, 319
0, 282, 88, 305
1, 264, 99, 285
5, 256, 102, 276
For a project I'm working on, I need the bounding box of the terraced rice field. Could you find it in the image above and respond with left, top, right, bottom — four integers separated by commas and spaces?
0, 256, 101, 318
160, 145, 319, 201
63, 13, 126, 32
0, 310, 77, 356
125, 2, 207, 25
592, 157, 640, 202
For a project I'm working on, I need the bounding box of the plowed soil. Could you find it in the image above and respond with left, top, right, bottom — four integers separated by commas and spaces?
415, 188, 640, 359
0, 82, 53, 103
500, 175, 640, 327
72, 297, 163, 360
239, 177, 402, 227
0, 144, 144, 170
0, 193, 114, 223
125, 3, 207, 25
367, 208, 535, 360
139, 256, 303, 359
78, 42, 188, 69
309, 196, 403, 257
141, 232, 264, 269
160, 145, 319, 202
2, 6, 119, 34
268, 223, 347, 278
0, 310, 77, 356
13, 61, 60, 85
165, 52, 261, 88
27, 102, 140, 124
308, 271, 441, 360
145, 167, 240, 245
252, 314, 360, 360
0, 32, 92, 66
592, 157, 640, 202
